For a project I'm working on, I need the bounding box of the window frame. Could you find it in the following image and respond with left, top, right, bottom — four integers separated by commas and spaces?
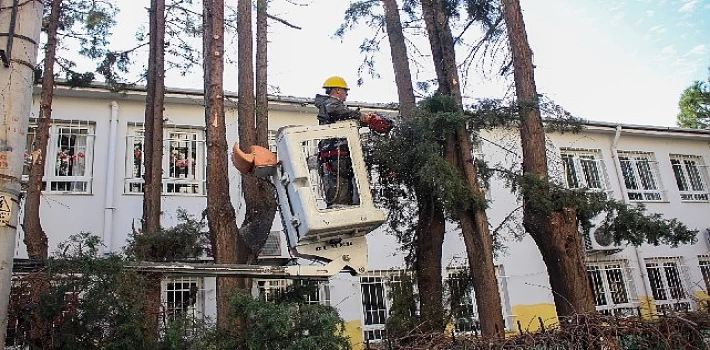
586, 261, 637, 316
360, 275, 390, 342
444, 266, 511, 334
160, 276, 204, 334
446, 270, 480, 334
23, 120, 96, 194
669, 154, 709, 202
697, 256, 710, 294
560, 148, 610, 193
253, 278, 331, 305
645, 258, 692, 313
360, 271, 415, 343
125, 124, 207, 196
617, 151, 665, 202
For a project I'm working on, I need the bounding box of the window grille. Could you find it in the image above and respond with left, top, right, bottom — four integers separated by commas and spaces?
361, 276, 388, 341
268, 129, 277, 152
161, 277, 204, 327
359, 271, 413, 342
256, 279, 288, 302
617, 151, 664, 201
23, 120, 95, 193
254, 279, 330, 305
586, 262, 637, 316
645, 258, 692, 313
560, 149, 610, 193
125, 124, 206, 195
444, 266, 511, 334
670, 154, 709, 201
446, 271, 480, 334
697, 257, 710, 294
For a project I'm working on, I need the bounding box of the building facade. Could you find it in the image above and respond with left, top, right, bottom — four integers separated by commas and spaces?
13, 84, 710, 349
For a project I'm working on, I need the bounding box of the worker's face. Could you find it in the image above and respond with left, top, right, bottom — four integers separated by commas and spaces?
332, 88, 349, 101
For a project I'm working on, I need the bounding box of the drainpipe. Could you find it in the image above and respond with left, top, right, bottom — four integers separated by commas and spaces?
102, 101, 119, 254
609, 125, 652, 313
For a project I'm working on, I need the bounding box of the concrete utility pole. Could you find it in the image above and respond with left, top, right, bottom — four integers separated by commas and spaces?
0, 0, 44, 343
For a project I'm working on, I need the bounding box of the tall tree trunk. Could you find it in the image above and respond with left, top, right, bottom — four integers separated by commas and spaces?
140, 0, 166, 343
420, 0, 505, 337
25, 3, 62, 349
203, 0, 242, 329
415, 196, 445, 331
382, 0, 415, 119
381, 0, 446, 332
237, 0, 276, 260
501, 0, 594, 318
255, 0, 268, 148
142, 0, 165, 235
23, 0, 62, 261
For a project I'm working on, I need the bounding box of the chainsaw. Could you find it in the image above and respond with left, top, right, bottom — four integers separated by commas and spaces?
365, 112, 394, 134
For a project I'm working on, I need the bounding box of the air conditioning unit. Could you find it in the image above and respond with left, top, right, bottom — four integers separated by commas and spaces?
583, 217, 622, 253
258, 231, 291, 260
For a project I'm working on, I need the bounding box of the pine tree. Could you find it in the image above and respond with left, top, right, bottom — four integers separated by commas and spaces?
24, 0, 117, 261
677, 80, 710, 129
22, 1, 117, 346
501, 0, 594, 317
419, 0, 505, 336
203, 0, 242, 330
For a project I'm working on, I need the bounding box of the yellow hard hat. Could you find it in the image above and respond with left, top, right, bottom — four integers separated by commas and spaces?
322, 76, 349, 90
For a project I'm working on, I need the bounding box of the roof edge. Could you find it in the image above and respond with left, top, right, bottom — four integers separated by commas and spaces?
41, 81, 709, 137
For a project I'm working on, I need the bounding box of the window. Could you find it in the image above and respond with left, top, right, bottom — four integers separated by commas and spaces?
670, 154, 709, 201
360, 272, 414, 342
125, 125, 206, 195
445, 267, 511, 334
268, 129, 277, 152
254, 279, 330, 305
361, 276, 388, 342
645, 258, 691, 313
23, 120, 95, 193
586, 262, 637, 316
161, 277, 204, 329
698, 257, 710, 293
255, 279, 289, 302
618, 151, 663, 201
447, 271, 480, 334
561, 149, 608, 191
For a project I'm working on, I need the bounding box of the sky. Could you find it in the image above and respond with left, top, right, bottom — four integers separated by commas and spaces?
102, 0, 710, 127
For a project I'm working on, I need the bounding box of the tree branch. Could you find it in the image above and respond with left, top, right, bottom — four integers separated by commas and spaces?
266, 13, 301, 30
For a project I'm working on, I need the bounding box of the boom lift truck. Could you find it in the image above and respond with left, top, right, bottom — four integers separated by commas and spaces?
134, 117, 392, 279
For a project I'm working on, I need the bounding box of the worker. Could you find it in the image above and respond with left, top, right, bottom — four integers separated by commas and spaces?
314, 76, 374, 207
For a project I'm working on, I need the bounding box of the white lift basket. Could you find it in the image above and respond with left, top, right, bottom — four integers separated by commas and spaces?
274, 121, 386, 250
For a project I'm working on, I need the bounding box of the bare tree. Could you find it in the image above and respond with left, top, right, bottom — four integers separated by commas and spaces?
501, 0, 595, 317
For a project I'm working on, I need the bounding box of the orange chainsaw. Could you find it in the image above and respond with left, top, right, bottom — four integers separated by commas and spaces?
365, 113, 394, 134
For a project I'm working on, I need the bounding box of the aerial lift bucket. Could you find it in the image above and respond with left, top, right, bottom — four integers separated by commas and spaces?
232, 120, 386, 275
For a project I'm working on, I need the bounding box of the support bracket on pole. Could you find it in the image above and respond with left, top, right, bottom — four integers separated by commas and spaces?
4, 0, 20, 68
0, 50, 8, 67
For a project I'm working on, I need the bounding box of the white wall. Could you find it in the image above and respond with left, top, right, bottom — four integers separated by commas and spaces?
17, 86, 710, 338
